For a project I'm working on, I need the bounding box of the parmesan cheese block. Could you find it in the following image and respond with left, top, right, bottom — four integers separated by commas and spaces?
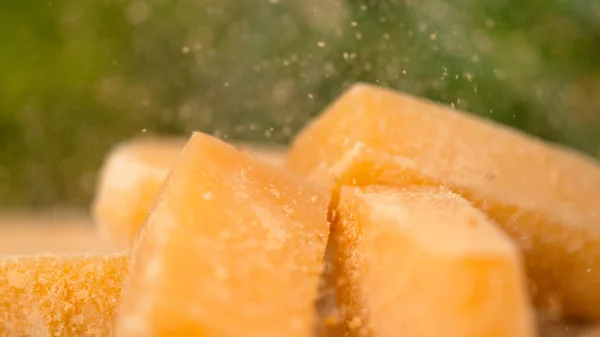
0, 253, 129, 336
334, 185, 535, 337
114, 132, 330, 337
287, 83, 600, 319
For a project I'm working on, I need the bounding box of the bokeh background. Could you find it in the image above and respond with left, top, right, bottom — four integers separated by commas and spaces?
1, 0, 599, 208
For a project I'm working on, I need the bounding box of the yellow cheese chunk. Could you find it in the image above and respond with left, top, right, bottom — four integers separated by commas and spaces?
287, 83, 600, 319
334, 185, 535, 337
92, 137, 186, 249
0, 253, 129, 336
114, 132, 330, 337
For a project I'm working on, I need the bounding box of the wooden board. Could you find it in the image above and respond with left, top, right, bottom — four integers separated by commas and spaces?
0, 210, 115, 256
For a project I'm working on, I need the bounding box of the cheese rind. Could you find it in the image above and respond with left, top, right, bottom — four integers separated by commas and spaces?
287, 83, 600, 319
114, 132, 330, 337
0, 253, 129, 336
334, 185, 535, 337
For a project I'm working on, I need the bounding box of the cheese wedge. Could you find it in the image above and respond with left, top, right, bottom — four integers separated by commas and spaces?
286, 83, 600, 319
0, 253, 129, 336
114, 132, 330, 337
333, 185, 535, 337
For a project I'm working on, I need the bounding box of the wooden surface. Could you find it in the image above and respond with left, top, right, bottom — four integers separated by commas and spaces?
0, 209, 116, 256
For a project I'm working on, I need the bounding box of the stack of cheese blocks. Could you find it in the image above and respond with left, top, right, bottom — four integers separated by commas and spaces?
2, 83, 600, 337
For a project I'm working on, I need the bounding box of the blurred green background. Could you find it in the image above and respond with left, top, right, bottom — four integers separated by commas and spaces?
1, 0, 599, 208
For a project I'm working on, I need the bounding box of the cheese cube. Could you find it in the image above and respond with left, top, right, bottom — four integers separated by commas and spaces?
286, 83, 600, 319
334, 185, 535, 337
0, 253, 129, 336
114, 132, 330, 337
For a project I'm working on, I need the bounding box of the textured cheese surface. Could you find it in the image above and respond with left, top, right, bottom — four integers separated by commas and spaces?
286, 83, 600, 319
0, 253, 129, 336
334, 185, 535, 337
115, 132, 329, 337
